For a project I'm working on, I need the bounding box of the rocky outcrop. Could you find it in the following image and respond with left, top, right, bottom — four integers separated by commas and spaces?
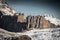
0, 0, 16, 16
19, 35, 31, 40
40, 16, 51, 29
0, 0, 27, 32
0, 35, 31, 40
12, 35, 31, 40
0, 28, 31, 40
0, 15, 27, 32
26, 15, 60, 30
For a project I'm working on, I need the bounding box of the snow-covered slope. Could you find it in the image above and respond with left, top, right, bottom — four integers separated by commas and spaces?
17, 28, 60, 40
45, 15, 60, 26
0, 28, 60, 40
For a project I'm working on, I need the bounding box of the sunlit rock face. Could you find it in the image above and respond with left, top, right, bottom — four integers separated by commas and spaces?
0, 0, 16, 16
27, 15, 60, 30
40, 16, 51, 29
26, 16, 51, 30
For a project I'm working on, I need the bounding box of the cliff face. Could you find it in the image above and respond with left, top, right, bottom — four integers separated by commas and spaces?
27, 15, 60, 30
40, 16, 51, 29
0, 15, 27, 32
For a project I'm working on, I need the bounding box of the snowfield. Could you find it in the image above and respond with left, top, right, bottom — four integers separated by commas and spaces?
17, 28, 60, 40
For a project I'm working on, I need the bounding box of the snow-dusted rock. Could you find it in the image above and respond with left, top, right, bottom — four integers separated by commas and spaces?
0, 0, 16, 16
45, 15, 60, 26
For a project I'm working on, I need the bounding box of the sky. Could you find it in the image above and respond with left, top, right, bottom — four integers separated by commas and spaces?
5, 0, 60, 19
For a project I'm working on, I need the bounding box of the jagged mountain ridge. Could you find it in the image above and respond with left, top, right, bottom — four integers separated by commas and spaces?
45, 15, 60, 26
27, 15, 60, 30
0, 0, 60, 32
0, 0, 60, 26
0, 0, 16, 16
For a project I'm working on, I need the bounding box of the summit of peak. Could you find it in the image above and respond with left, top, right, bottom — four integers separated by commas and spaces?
0, 0, 16, 16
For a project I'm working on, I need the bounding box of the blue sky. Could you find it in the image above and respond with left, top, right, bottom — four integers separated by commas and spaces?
5, 0, 60, 18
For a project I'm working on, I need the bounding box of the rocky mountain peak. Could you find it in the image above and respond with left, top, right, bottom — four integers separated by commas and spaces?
0, 0, 16, 16
45, 15, 60, 26
0, 0, 7, 5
